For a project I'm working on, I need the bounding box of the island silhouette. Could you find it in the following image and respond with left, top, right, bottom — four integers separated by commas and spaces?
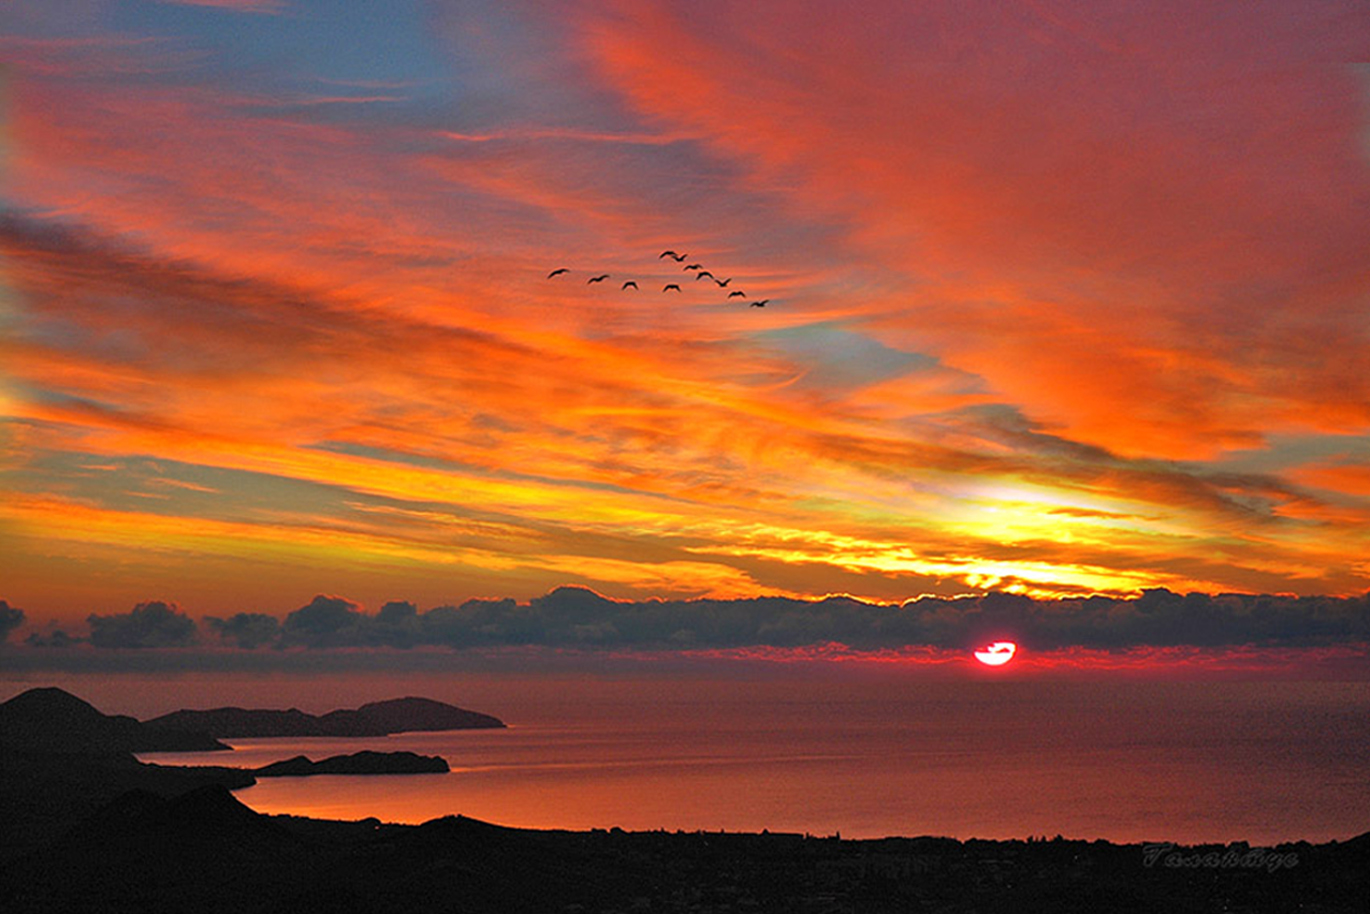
147, 695, 505, 738
254, 751, 449, 777
2, 687, 1365, 913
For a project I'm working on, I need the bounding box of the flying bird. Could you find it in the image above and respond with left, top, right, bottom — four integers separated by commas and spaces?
587, 274, 610, 284
714, 277, 732, 287
547, 268, 569, 278
683, 263, 702, 271
728, 290, 747, 298
695, 271, 714, 281
663, 283, 682, 292
750, 299, 769, 307
659, 251, 687, 261
621, 280, 638, 290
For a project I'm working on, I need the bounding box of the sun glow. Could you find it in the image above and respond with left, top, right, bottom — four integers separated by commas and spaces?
973, 642, 1018, 667
949, 483, 1164, 546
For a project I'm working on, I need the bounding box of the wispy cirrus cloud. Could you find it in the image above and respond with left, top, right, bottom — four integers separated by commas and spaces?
2, 1, 1367, 625
4, 207, 1367, 616
579, 0, 1370, 458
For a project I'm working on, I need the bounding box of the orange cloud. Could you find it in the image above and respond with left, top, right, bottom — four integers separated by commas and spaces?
580, 0, 1370, 460
3, 2, 1368, 623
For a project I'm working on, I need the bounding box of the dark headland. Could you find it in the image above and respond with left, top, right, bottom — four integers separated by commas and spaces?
2, 687, 1366, 913
254, 750, 449, 777
0, 687, 473, 857
147, 695, 506, 737
0, 686, 232, 753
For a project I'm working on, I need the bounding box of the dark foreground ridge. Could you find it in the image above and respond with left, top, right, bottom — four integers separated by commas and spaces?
3, 688, 1366, 913
146, 695, 506, 737
3, 786, 1366, 914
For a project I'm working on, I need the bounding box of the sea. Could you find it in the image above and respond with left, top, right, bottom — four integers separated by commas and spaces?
8, 663, 1370, 845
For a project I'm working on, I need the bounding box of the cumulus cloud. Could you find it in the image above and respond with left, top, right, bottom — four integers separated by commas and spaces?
252, 587, 1370, 651
556, 587, 1363, 650
25, 629, 84, 649
206, 612, 281, 649
372, 600, 422, 648
0, 601, 25, 642
46, 587, 1370, 652
280, 594, 371, 647
87, 601, 198, 648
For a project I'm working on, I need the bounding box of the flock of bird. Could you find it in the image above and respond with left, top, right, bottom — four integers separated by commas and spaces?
546, 251, 770, 307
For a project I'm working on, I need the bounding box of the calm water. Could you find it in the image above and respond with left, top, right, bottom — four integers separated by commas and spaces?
109, 672, 1370, 844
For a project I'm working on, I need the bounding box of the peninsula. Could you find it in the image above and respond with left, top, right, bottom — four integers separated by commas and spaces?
146, 696, 505, 738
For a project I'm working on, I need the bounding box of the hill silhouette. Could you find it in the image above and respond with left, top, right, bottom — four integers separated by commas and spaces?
0, 688, 459, 860
147, 695, 504, 737
0, 687, 228, 753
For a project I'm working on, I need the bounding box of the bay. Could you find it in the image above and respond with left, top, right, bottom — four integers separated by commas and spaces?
129, 674, 1370, 845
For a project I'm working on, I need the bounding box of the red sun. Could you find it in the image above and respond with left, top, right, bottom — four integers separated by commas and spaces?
973, 641, 1017, 667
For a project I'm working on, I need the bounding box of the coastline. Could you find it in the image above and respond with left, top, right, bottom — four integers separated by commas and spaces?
3, 767, 1366, 914
4, 685, 1367, 911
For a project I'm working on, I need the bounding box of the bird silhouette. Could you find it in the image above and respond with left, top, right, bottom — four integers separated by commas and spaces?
621, 280, 638, 290
663, 283, 682, 292
659, 250, 687, 261
683, 263, 702, 271
714, 277, 732, 287
587, 274, 609, 284
547, 268, 570, 278
695, 271, 714, 281
728, 290, 747, 298
750, 299, 769, 307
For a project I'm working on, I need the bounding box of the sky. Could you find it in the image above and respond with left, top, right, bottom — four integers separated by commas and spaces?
2, 1, 1369, 640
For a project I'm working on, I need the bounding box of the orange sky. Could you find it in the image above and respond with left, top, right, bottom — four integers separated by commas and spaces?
2, 1, 1369, 625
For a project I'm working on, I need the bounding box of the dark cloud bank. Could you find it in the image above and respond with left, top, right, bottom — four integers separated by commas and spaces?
21, 588, 1370, 652
0, 601, 25, 642
88, 600, 197, 648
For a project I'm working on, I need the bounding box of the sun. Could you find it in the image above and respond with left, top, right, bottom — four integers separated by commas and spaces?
973, 641, 1017, 667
